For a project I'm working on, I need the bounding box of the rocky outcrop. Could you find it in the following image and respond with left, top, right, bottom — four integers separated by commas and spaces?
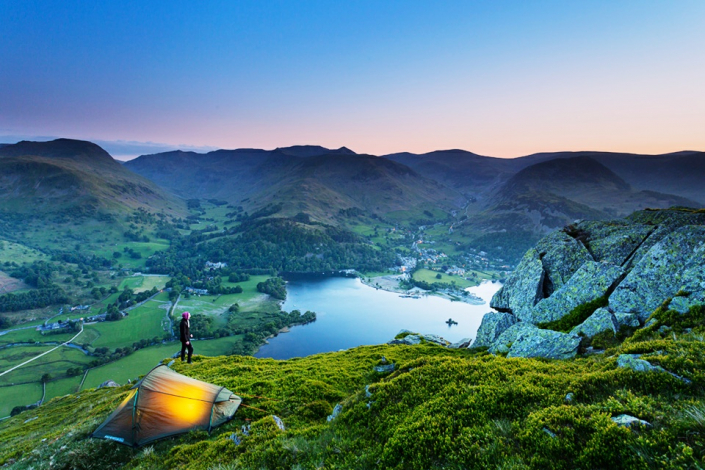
534, 230, 594, 293
448, 338, 472, 349
613, 311, 640, 328
471, 312, 516, 348
527, 261, 624, 324
669, 292, 705, 314
387, 331, 450, 347
490, 248, 545, 318
616, 353, 691, 383
488, 322, 539, 355
570, 307, 618, 338
506, 328, 581, 360
609, 225, 705, 320
97, 380, 120, 389
491, 231, 594, 317
611, 414, 651, 428
574, 220, 654, 266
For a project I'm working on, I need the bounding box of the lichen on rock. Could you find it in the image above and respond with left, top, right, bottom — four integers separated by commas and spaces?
506, 328, 582, 360
471, 312, 517, 348
528, 261, 624, 324
608, 225, 705, 320
570, 307, 619, 338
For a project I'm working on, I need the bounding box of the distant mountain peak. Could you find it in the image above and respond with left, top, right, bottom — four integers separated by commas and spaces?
0, 138, 116, 165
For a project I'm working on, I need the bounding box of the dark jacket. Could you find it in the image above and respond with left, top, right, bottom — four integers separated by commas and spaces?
180, 319, 190, 343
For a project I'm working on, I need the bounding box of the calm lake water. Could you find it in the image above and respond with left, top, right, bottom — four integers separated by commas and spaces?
255, 276, 502, 359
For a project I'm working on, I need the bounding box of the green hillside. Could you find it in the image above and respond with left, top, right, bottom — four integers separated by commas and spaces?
2, 302, 705, 469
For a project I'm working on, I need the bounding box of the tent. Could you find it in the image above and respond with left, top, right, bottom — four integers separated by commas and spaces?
92, 364, 242, 447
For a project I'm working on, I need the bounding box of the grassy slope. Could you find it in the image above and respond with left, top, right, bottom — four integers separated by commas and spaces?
2, 303, 705, 469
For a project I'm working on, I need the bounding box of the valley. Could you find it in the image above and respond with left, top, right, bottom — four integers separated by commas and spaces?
0, 138, 703, 469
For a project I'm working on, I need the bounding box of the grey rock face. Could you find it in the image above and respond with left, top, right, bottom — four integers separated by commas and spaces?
388, 334, 422, 346
535, 230, 594, 294
491, 232, 594, 317
527, 261, 625, 324
576, 221, 654, 266
570, 307, 619, 338
670, 292, 705, 314
490, 248, 545, 318
97, 380, 120, 389
488, 322, 539, 355
374, 364, 396, 373
421, 334, 450, 346
611, 414, 651, 428
617, 354, 662, 372
448, 338, 472, 349
609, 226, 705, 320
471, 312, 517, 348
613, 311, 641, 328
327, 404, 343, 422
506, 328, 582, 360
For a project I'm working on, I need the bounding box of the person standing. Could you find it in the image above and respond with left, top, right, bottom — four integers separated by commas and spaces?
180, 311, 194, 363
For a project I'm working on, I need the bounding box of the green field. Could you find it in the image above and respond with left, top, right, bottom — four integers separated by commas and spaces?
0, 345, 93, 388
93, 240, 171, 270
0, 327, 77, 346
81, 343, 177, 389
0, 382, 42, 418
0, 240, 48, 265
412, 268, 476, 288
174, 275, 274, 326
80, 336, 242, 390
84, 298, 170, 349
117, 275, 170, 293
44, 375, 83, 401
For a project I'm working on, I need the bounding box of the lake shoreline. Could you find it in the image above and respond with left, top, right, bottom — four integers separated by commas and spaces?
358, 273, 486, 306
256, 276, 502, 360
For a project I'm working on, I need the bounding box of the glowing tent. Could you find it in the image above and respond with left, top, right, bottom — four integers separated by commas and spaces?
92, 364, 241, 447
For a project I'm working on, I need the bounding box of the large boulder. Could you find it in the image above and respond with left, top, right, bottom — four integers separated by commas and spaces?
490, 248, 545, 318
527, 261, 625, 324
491, 231, 593, 317
471, 312, 517, 348
570, 307, 619, 338
613, 311, 641, 328
506, 328, 582, 360
609, 226, 705, 320
669, 291, 705, 314
488, 322, 539, 355
575, 220, 654, 266
534, 230, 594, 294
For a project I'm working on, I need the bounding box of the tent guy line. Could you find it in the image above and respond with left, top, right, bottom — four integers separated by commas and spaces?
0, 325, 84, 378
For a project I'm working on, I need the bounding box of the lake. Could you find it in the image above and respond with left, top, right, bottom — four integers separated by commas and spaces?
255, 276, 502, 359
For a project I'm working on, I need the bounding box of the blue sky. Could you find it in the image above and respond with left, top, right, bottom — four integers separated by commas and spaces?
1, 1, 704, 158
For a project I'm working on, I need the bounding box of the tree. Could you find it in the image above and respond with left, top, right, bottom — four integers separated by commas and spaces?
436, 273, 442, 280
41, 373, 52, 383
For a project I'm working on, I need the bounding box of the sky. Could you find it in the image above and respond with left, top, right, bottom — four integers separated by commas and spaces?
1, 1, 704, 159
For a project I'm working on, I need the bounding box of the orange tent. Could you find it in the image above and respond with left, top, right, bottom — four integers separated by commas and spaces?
92, 365, 241, 447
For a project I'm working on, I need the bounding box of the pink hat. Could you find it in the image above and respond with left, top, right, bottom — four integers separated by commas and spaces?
182, 311, 190, 319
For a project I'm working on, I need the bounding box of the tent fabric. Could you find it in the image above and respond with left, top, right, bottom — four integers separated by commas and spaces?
92, 364, 241, 447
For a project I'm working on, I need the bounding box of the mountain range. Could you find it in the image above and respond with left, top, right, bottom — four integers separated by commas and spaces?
0, 139, 183, 217
1, 138, 703, 260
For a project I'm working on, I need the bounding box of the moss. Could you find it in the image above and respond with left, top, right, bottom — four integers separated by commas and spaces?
2, 320, 705, 469
538, 295, 609, 333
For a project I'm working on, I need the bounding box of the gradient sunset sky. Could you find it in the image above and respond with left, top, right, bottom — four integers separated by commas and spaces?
1, 1, 704, 159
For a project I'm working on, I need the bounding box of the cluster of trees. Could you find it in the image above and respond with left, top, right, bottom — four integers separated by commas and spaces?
257, 277, 287, 300
9, 261, 58, 288
147, 218, 396, 276
0, 287, 69, 312
228, 272, 250, 283
123, 230, 150, 242
230, 309, 316, 355
66, 367, 83, 377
